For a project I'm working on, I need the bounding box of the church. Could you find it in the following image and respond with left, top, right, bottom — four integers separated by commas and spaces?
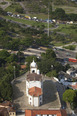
26, 59, 43, 107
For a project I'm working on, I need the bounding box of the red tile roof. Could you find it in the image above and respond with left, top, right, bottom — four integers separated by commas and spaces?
29, 87, 42, 97
69, 83, 77, 90
21, 65, 26, 69
25, 109, 67, 116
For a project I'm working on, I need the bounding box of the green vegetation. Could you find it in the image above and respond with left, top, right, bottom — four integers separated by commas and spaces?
63, 89, 77, 109
63, 45, 76, 50
54, 24, 77, 42
0, 18, 54, 50
26, 48, 67, 77
9, 0, 77, 14
0, 50, 23, 102
0, 7, 6, 15
5, 2, 24, 13
54, 5, 77, 14
4, 15, 52, 28
0, 2, 7, 5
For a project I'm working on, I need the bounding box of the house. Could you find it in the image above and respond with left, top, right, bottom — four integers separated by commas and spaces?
0, 107, 9, 116
68, 82, 77, 90
21, 65, 26, 70
0, 101, 16, 116
66, 67, 77, 77
58, 71, 73, 82
25, 109, 67, 116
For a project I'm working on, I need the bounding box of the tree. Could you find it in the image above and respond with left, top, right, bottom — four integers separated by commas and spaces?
51, 8, 66, 20
15, 7, 24, 13
0, 50, 10, 62
46, 70, 57, 77
63, 89, 76, 104
45, 48, 56, 59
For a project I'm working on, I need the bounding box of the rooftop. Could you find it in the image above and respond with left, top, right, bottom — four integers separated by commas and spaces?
69, 83, 77, 90
27, 73, 42, 81
25, 109, 67, 116
29, 87, 42, 97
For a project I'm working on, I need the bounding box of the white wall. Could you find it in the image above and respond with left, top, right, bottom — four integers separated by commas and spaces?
28, 95, 43, 107
34, 97, 39, 107
26, 80, 29, 96
30, 67, 37, 73
29, 81, 41, 89
29, 95, 33, 106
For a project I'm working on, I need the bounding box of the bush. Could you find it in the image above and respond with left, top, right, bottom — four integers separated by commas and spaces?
15, 7, 24, 13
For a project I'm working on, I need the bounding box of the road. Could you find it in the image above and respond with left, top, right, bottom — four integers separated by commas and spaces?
55, 49, 76, 59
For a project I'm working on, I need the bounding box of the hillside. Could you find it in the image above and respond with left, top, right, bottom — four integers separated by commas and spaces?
18, 0, 77, 14
3, 0, 77, 14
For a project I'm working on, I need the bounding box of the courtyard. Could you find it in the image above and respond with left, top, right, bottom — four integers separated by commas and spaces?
13, 73, 61, 110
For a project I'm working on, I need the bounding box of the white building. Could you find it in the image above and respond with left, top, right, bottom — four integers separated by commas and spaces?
26, 60, 43, 107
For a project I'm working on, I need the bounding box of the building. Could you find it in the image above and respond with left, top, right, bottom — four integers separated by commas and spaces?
0, 101, 16, 116
25, 109, 67, 116
26, 60, 43, 107
66, 67, 77, 77
68, 82, 77, 90
0, 107, 9, 116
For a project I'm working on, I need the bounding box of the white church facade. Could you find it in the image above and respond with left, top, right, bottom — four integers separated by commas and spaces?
26, 60, 43, 107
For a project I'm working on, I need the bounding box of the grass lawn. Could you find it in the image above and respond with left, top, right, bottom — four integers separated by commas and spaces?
51, 41, 67, 46
5, 2, 22, 13
4, 15, 53, 28
54, 5, 77, 14
28, 13, 48, 20
55, 24, 77, 37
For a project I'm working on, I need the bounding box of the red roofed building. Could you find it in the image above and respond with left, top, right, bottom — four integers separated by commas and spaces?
25, 109, 67, 116
21, 65, 26, 69
68, 82, 77, 90
26, 60, 43, 107
28, 87, 43, 106
0, 101, 16, 116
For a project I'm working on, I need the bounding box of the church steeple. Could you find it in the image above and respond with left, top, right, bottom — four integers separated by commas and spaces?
30, 59, 40, 74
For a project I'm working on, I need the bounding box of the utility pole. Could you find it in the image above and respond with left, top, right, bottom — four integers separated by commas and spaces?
48, 2, 49, 37
13, 66, 16, 79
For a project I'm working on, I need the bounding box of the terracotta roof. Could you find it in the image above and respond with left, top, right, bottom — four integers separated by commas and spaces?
21, 65, 26, 69
27, 73, 42, 81
25, 109, 67, 116
69, 83, 77, 90
29, 87, 42, 97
